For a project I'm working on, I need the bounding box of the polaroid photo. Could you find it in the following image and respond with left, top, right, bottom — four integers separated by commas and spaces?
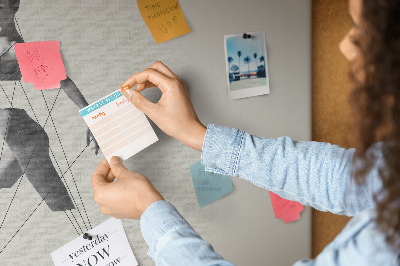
224, 31, 270, 100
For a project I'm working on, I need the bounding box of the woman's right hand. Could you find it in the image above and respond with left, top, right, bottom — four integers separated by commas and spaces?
120, 61, 207, 151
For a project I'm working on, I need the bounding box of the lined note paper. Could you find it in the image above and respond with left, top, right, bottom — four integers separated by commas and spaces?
80, 90, 158, 162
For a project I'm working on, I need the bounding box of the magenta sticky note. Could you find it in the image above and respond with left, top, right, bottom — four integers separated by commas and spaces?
14, 41, 67, 90
269, 191, 304, 223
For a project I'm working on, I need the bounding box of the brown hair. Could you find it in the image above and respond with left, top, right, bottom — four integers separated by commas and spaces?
350, 0, 400, 252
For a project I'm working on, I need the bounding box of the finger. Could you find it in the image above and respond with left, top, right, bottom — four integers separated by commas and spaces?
120, 68, 173, 94
109, 156, 131, 179
105, 169, 116, 183
121, 89, 158, 116
91, 159, 111, 189
135, 81, 156, 92
147, 61, 178, 79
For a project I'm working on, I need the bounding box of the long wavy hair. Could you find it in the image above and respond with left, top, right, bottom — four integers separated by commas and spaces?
350, 0, 400, 252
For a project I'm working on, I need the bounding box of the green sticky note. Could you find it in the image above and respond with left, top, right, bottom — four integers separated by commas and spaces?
189, 161, 233, 208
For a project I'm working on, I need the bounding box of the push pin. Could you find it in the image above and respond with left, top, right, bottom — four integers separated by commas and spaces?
242, 33, 252, 39
83, 233, 93, 241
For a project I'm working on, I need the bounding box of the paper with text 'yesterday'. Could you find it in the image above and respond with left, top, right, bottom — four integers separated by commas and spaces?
80, 90, 158, 162
51, 218, 137, 266
269, 191, 304, 224
14, 41, 67, 90
137, 0, 191, 44
189, 161, 233, 208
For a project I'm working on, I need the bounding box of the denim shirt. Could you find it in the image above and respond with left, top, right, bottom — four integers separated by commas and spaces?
140, 124, 399, 265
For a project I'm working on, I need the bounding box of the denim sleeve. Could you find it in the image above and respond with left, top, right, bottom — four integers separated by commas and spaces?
140, 200, 235, 265
201, 124, 382, 216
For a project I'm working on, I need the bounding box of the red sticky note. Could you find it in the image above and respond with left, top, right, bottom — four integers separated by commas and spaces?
269, 191, 304, 223
14, 41, 67, 90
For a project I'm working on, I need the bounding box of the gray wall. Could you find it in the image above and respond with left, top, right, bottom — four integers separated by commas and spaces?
0, 0, 311, 264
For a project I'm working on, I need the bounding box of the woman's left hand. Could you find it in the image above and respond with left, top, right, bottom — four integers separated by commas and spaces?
91, 157, 164, 219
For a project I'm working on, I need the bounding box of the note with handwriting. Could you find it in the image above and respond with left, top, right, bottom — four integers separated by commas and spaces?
51, 218, 138, 266
79, 90, 158, 162
189, 161, 233, 208
137, 0, 191, 44
14, 41, 67, 90
269, 191, 304, 223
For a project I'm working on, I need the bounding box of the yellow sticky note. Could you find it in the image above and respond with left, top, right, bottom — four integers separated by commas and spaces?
137, 0, 191, 44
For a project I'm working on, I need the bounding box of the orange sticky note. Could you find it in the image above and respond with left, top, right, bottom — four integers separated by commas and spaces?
14, 41, 67, 90
269, 191, 304, 224
137, 0, 191, 44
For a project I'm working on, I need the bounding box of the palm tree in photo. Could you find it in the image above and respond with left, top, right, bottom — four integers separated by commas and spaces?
244, 56, 251, 78
227, 56, 234, 73
231, 64, 239, 73
253, 53, 258, 74
260, 55, 265, 71
237, 51, 242, 78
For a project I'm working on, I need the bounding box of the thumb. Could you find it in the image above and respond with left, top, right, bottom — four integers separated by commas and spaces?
122, 88, 155, 116
109, 156, 130, 179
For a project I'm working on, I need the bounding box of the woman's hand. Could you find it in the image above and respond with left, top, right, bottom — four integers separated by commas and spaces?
120, 61, 207, 151
91, 157, 164, 219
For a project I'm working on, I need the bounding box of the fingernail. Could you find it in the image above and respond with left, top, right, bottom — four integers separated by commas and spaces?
110, 156, 122, 165
121, 85, 130, 92
123, 89, 133, 100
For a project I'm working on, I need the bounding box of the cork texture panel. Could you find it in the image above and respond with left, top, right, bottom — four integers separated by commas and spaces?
312, 0, 353, 258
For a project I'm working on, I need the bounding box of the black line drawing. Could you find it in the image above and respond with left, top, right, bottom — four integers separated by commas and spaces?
0, 108, 74, 211
0, 0, 98, 223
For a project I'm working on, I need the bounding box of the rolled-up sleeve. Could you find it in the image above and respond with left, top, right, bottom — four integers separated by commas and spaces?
201, 124, 382, 216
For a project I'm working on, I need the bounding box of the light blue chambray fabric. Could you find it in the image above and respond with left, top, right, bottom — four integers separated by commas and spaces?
139, 124, 399, 265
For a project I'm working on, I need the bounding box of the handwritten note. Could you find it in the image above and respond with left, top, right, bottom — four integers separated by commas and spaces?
79, 90, 158, 162
51, 218, 138, 266
269, 191, 304, 223
137, 0, 191, 44
189, 161, 233, 208
14, 41, 67, 90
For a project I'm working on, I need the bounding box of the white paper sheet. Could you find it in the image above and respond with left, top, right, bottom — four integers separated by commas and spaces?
51, 218, 138, 266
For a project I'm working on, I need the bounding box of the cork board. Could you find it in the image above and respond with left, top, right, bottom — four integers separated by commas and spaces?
312, 0, 353, 257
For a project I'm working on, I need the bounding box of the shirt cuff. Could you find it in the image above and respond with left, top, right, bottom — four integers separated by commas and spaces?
201, 124, 245, 176
140, 200, 191, 260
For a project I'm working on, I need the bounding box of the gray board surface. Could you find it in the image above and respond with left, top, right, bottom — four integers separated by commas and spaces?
0, 0, 311, 265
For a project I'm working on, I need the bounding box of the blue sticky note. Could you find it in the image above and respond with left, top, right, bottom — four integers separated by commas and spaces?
189, 161, 233, 208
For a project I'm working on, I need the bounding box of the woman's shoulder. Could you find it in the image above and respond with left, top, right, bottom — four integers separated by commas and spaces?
325, 209, 399, 264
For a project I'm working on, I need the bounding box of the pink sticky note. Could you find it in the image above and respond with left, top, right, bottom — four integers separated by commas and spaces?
269, 191, 304, 223
14, 41, 67, 90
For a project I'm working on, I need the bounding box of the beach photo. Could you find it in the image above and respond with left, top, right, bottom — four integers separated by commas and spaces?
224, 31, 270, 100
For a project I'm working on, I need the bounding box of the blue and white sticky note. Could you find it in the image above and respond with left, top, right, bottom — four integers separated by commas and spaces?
51, 218, 137, 266
189, 161, 233, 208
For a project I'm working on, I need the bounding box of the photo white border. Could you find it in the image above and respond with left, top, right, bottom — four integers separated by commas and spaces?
224, 31, 270, 100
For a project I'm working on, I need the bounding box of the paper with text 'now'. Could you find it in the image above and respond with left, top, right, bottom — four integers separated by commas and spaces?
269, 191, 304, 224
14, 41, 67, 90
189, 161, 233, 208
137, 0, 191, 44
80, 90, 158, 162
51, 218, 137, 266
